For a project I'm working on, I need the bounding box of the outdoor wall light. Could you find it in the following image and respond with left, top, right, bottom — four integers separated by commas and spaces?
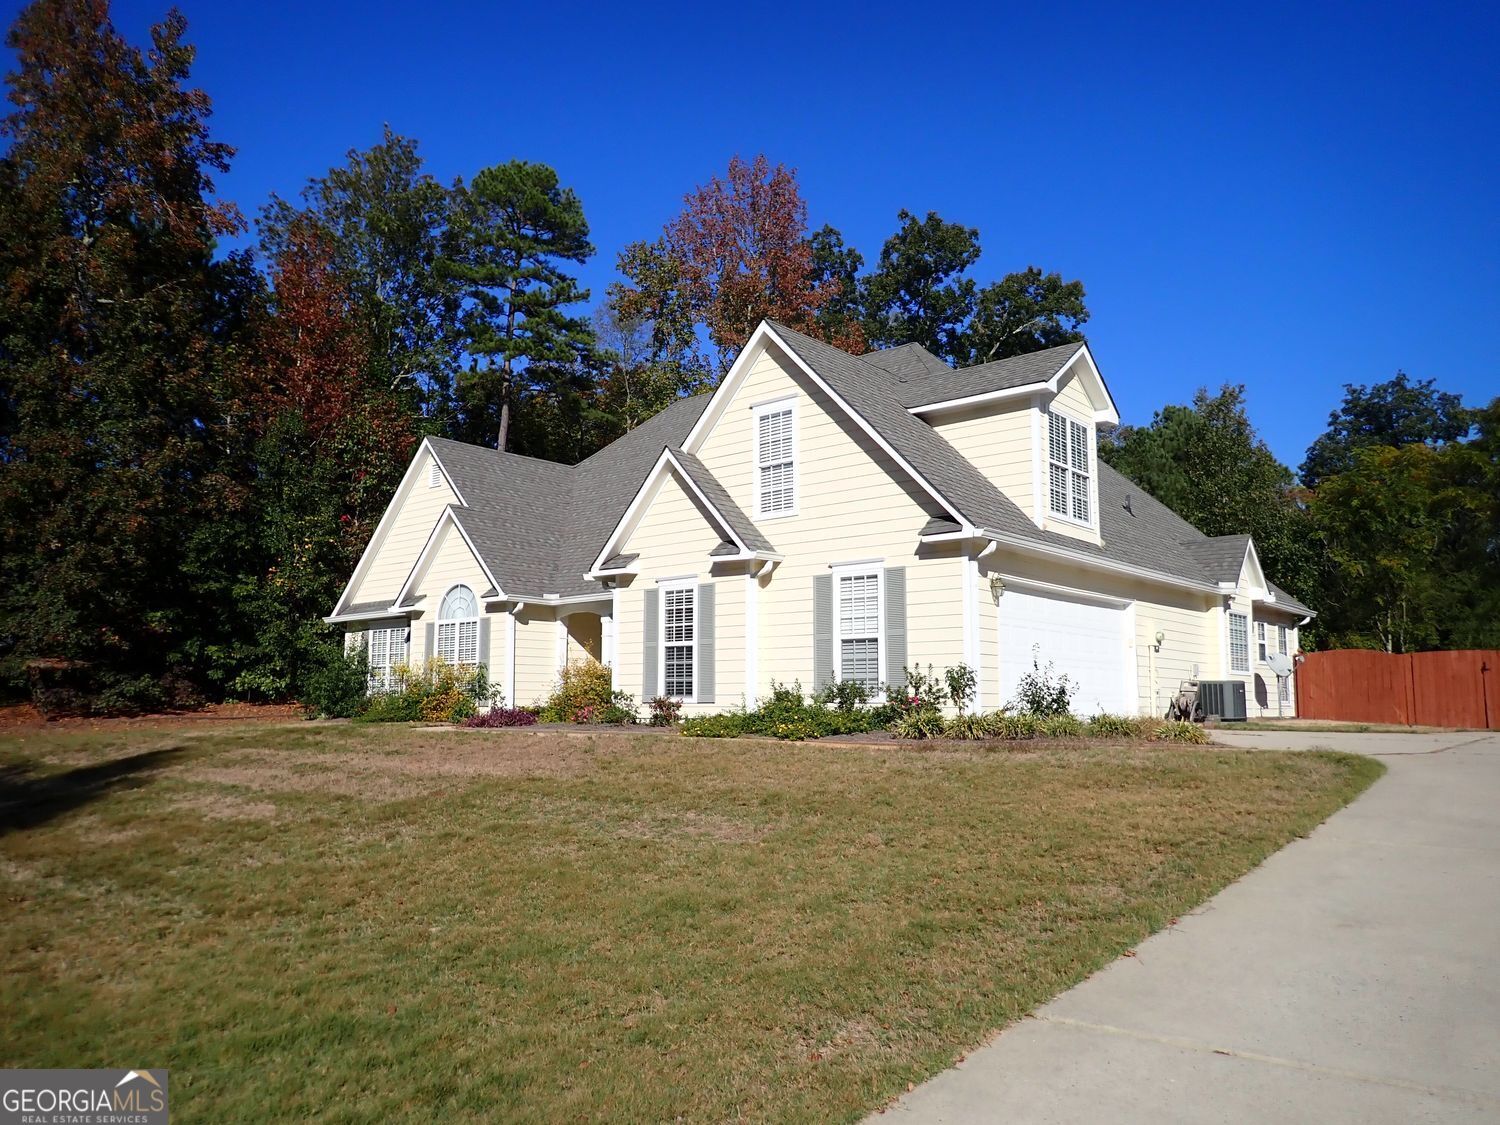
1154, 630, 1166, 652
988, 575, 1005, 602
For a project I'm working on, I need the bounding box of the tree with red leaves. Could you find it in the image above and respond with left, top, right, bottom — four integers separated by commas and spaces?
615, 155, 863, 375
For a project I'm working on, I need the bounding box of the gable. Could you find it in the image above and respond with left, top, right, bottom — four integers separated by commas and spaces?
691, 336, 945, 538
405, 515, 494, 612
340, 444, 459, 613
618, 468, 730, 575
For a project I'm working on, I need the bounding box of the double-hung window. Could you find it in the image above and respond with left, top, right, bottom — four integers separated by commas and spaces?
1229, 612, 1250, 673
1257, 621, 1268, 663
1047, 411, 1092, 524
365, 625, 408, 691
662, 583, 696, 699
754, 400, 797, 517
436, 585, 479, 667
1277, 625, 1291, 702
835, 569, 882, 692
1277, 624, 1289, 656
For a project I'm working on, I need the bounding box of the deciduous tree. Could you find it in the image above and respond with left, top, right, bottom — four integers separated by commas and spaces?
1300, 372, 1473, 486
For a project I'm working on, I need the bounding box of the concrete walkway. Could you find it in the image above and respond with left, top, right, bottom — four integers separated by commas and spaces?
874, 730, 1500, 1124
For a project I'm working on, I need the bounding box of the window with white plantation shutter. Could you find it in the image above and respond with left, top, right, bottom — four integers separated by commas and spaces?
1257, 620, 1268, 662
1047, 410, 1093, 525
1229, 612, 1250, 673
662, 584, 695, 699
365, 625, 408, 691
754, 401, 796, 516
836, 571, 881, 691
436, 585, 479, 667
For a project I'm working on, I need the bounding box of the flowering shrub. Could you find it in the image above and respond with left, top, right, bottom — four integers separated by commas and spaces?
463, 707, 538, 728
648, 696, 682, 726
1009, 658, 1076, 717
536, 659, 635, 723
357, 659, 489, 724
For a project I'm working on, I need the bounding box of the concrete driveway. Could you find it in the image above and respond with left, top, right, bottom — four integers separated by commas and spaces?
875, 730, 1500, 1124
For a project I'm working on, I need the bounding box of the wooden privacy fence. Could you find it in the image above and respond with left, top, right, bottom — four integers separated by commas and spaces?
1297, 649, 1500, 729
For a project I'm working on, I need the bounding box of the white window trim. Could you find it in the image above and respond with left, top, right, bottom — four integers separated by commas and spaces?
1228, 610, 1250, 674
1044, 405, 1097, 530
436, 584, 480, 667
751, 396, 799, 520
365, 624, 409, 691
1256, 620, 1268, 663
658, 578, 698, 704
831, 562, 885, 692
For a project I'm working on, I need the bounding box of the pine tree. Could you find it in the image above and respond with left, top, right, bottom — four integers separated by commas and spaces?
0, 0, 251, 711
441, 161, 594, 450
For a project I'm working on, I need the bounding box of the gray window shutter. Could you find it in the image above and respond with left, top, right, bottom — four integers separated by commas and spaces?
478, 616, 491, 670
884, 566, 907, 687
424, 622, 435, 665
642, 588, 659, 699
813, 573, 833, 691
697, 583, 715, 704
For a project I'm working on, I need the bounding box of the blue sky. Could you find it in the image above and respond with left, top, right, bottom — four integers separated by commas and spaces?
5, 0, 1497, 467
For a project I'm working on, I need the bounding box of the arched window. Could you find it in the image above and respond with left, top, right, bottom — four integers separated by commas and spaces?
436, 584, 479, 666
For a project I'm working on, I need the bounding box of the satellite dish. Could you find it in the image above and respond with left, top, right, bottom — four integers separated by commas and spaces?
1267, 652, 1294, 677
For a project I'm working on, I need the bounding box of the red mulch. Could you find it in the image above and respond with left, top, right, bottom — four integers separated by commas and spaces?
0, 701, 306, 732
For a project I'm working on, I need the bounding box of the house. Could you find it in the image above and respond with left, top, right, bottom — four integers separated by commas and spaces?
326, 320, 1311, 719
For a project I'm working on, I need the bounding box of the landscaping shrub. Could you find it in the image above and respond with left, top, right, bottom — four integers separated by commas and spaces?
893, 708, 946, 740
536, 659, 636, 723
1086, 713, 1149, 739
884, 665, 945, 719
943, 712, 991, 740
463, 707, 538, 728
355, 659, 489, 724
647, 696, 682, 726
1009, 659, 1076, 717
1039, 714, 1085, 739
303, 643, 369, 719
680, 713, 750, 738
944, 663, 977, 714
813, 678, 869, 713
1151, 719, 1210, 744
991, 713, 1042, 740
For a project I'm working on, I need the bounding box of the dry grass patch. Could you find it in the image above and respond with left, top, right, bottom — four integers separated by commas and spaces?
0, 724, 1382, 1123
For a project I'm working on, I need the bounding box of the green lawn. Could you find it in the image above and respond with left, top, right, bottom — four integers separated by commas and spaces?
0, 723, 1382, 1122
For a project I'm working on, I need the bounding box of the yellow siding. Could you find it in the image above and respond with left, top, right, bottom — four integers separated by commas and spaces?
691, 345, 965, 705
1053, 368, 1094, 419
1247, 605, 1302, 718
349, 447, 457, 607
613, 469, 746, 715
513, 606, 561, 707
931, 400, 1036, 519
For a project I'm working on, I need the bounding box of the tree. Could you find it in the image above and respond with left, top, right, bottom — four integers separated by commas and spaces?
259, 126, 459, 419
1300, 372, 1473, 486
0, 0, 251, 712
1100, 386, 1320, 606
615, 155, 859, 374
959, 267, 1089, 365
857, 210, 1089, 367
860, 210, 980, 358
441, 160, 594, 451
807, 224, 866, 346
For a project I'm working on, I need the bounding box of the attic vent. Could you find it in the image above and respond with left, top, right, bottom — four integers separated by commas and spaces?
428, 461, 442, 489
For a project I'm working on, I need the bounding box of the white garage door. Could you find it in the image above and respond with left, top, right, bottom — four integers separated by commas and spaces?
997, 587, 1135, 716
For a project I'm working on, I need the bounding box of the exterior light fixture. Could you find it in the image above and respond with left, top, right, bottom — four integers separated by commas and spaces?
1154, 630, 1166, 651
988, 575, 1005, 601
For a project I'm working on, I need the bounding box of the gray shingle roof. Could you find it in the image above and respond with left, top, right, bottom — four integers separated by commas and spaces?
410, 323, 1310, 615
426, 395, 711, 600
669, 449, 776, 555
764, 322, 1309, 605
894, 341, 1087, 409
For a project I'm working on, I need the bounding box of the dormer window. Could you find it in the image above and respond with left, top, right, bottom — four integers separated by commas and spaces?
1047, 410, 1092, 525
754, 398, 797, 518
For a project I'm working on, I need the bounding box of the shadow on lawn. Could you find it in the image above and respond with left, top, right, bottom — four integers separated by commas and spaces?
0, 747, 187, 834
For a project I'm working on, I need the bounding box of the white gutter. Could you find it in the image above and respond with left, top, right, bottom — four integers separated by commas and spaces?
976, 527, 1222, 596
